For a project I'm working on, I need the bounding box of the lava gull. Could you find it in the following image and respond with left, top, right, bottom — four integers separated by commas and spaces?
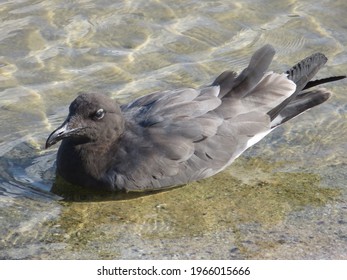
46, 44, 345, 192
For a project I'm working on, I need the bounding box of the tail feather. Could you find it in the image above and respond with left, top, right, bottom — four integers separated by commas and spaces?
286, 53, 328, 92
268, 52, 333, 121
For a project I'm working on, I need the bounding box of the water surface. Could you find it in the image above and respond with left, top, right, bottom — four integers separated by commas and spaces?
0, 0, 346, 259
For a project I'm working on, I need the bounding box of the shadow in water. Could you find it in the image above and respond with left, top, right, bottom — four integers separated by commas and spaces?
50, 174, 183, 202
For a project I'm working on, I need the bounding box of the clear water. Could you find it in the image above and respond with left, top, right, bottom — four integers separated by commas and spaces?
0, 0, 346, 259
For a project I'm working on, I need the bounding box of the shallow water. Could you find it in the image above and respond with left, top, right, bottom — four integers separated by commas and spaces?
0, 0, 347, 259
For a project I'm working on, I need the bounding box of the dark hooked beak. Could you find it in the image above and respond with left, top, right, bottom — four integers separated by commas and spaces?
45, 120, 81, 149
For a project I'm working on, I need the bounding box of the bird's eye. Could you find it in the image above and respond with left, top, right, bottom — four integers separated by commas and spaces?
93, 108, 105, 120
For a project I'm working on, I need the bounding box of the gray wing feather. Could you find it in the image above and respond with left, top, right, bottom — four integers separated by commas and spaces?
116, 87, 226, 190
215, 72, 296, 119
113, 45, 298, 191
218, 44, 276, 98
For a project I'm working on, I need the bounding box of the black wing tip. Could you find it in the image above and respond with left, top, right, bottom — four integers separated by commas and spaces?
270, 89, 332, 127
286, 52, 328, 75
303, 75, 347, 90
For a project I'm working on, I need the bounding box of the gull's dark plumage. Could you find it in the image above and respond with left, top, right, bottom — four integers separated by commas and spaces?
46, 45, 345, 192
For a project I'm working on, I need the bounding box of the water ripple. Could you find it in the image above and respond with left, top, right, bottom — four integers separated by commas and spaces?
0, 0, 346, 259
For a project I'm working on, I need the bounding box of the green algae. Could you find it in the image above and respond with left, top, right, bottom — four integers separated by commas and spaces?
45, 157, 340, 258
